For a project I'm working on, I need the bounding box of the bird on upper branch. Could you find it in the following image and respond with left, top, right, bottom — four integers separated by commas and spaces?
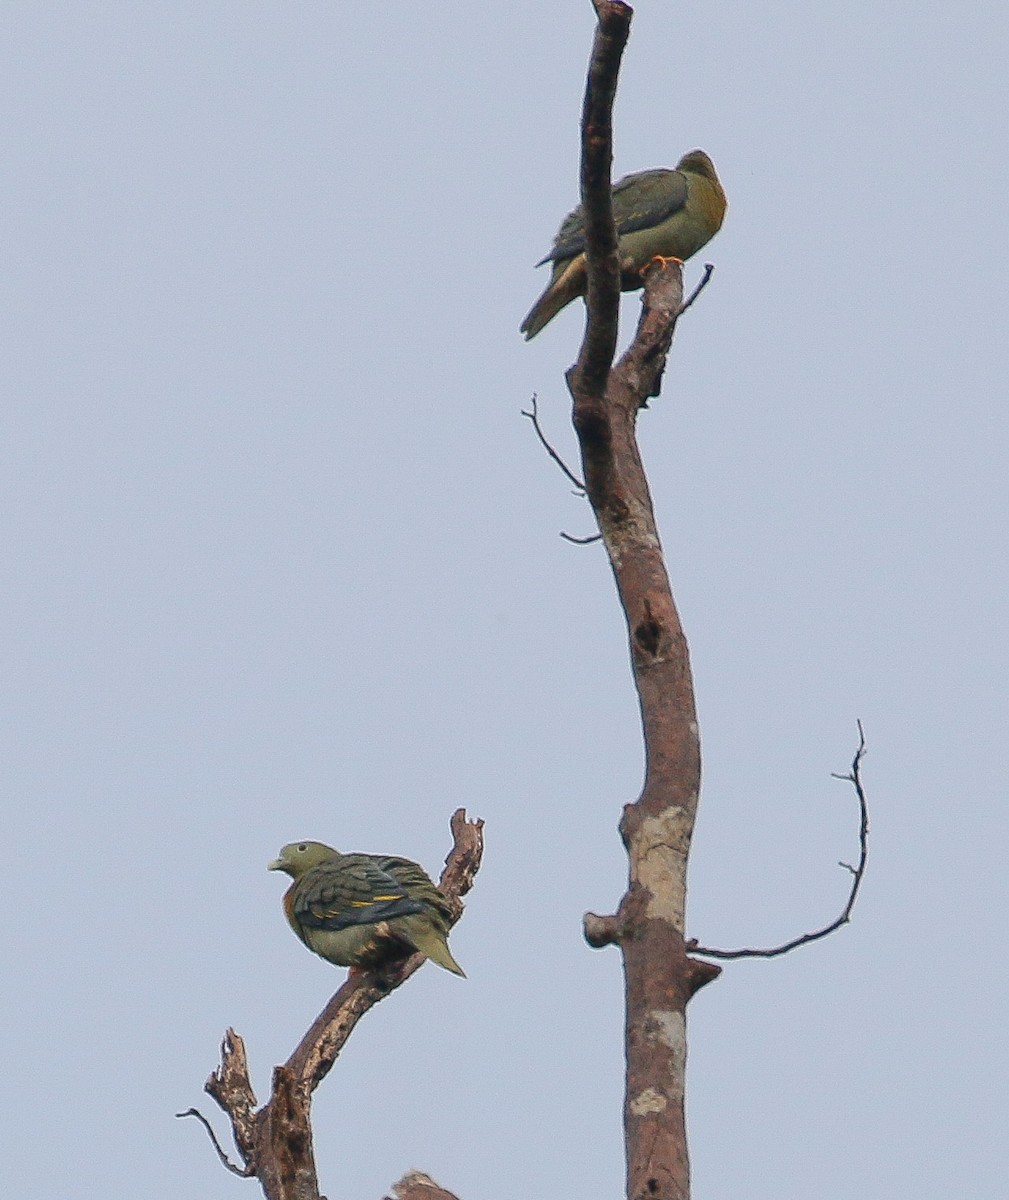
520, 149, 727, 340
268, 840, 465, 977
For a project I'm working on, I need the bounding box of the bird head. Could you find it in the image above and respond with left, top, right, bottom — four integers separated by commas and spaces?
268, 840, 340, 878
675, 149, 718, 180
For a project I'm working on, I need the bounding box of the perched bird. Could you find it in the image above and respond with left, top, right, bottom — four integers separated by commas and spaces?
520, 149, 727, 339
268, 841, 465, 977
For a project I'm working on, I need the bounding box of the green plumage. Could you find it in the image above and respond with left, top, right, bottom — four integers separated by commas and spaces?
269, 840, 465, 977
520, 149, 727, 339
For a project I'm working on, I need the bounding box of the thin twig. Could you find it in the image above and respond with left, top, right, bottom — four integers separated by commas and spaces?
689, 722, 869, 960
175, 1108, 255, 1178
522, 395, 586, 492
560, 530, 602, 544
679, 263, 715, 315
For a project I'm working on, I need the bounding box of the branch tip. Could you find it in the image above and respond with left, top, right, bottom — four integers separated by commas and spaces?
679, 263, 715, 314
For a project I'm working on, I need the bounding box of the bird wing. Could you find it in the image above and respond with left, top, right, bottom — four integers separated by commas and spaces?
375, 855, 454, 922
293, 854, 424, 931
537, 168, 687, 265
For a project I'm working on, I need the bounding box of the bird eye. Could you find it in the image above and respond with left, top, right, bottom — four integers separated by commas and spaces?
297, 843, 307, 852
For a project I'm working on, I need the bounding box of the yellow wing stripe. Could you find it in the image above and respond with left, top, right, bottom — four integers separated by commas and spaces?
350, 894, 402, 907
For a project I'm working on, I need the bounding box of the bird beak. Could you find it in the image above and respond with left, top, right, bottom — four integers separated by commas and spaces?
267, 858, 284, 872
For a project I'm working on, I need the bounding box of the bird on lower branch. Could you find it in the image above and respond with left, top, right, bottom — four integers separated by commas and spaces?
268, 840, 465, 977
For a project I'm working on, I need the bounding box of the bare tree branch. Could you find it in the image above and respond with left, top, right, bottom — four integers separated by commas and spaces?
205, 1028, 258, 1166
521, 394, 585, 492
576, 1, 633, 390
679, 263, 715, 315
175, 1107, 256, 1178
560, 530, 603, 545
688, 723, 870, 960
572, 254, 706, 1200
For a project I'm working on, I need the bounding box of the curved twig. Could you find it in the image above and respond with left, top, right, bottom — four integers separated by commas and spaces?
689, 723, 869, 960
175, 1108, 255, 1178
521, 395, 586, 492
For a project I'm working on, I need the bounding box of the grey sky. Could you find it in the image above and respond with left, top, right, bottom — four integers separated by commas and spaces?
3, 3, 1007, 1198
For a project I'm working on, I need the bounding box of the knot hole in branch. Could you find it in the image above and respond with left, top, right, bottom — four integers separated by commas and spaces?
633, 600, 663, 658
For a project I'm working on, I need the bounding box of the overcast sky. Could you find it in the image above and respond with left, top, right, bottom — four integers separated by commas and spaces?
3, 4, 1007, 1198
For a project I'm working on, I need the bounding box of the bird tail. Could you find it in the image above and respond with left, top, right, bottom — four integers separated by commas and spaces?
520, 259, 584, 340
401, 916, 466, 977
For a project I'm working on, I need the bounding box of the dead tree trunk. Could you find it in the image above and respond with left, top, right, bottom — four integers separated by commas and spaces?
572, 7, 721, 1200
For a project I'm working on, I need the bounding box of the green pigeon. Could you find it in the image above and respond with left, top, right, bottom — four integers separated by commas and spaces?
520, 149, 727, 339
268, 841, 465, 977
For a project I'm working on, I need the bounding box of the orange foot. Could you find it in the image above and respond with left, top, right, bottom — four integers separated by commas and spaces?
646, 255, 685, 270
